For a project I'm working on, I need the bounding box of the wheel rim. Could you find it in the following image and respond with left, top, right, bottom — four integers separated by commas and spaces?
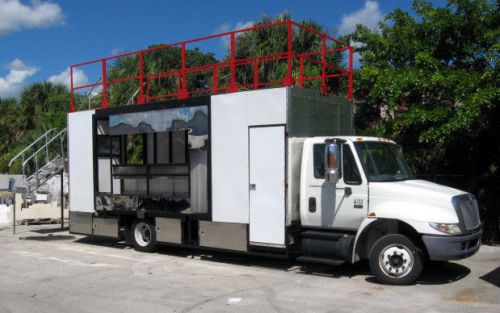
134, 222, 152, 247
379, 244, 414, 278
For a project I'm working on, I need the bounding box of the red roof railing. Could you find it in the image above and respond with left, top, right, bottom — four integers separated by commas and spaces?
69, 20, 353, 112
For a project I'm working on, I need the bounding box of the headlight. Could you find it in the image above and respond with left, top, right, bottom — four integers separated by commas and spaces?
429, 222, 462, 235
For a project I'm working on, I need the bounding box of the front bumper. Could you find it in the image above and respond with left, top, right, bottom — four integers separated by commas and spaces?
422, 228, 482, 261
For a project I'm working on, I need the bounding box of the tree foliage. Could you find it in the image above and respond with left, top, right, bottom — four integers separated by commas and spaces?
1, 3, 498, 237
348, 0, 499, 181
107, 46, 217, 106
0, 82, 69, 173
233, 12, 347, 93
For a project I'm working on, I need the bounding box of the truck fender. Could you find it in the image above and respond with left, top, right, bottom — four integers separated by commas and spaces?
351, 217, 378, 263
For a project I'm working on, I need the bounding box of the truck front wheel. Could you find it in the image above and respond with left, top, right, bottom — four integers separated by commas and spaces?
131, 221, 157, 252
369, 234, 423, 285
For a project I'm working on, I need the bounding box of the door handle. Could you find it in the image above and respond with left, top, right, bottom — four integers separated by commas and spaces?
249, 184, 256, 190
345, 187, 352, 196
309, 197, 316, 212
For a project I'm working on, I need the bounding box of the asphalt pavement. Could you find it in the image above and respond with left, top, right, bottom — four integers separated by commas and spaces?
0, 224, 498, 313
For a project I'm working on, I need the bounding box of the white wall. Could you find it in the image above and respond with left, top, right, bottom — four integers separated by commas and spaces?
211, 88, 287, 223
68, 110, 95, 213
0, 204, 9, 225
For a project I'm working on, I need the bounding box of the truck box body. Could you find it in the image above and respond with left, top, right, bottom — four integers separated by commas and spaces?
68, 87, 353, 250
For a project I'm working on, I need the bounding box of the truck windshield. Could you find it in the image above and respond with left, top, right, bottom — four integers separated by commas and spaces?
354, 142, 413, 182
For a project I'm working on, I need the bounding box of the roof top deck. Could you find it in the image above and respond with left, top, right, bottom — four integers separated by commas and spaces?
69, 20, 353, 112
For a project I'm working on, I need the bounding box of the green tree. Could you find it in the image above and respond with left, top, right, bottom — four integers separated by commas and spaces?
232, 12, 347, 94
348, 0, 499, 177
19, 82, 68, 130
0, 82, 70, 173
107, 46, 218, 106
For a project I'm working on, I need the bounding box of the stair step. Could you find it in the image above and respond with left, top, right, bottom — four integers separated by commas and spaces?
296, 256, 345, 266
301, 231, 345, 240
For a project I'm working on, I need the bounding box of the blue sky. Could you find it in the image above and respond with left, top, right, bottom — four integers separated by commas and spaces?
0, 0, 446, 98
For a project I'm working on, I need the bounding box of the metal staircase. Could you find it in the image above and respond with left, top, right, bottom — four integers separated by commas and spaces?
8, 128, 67, 198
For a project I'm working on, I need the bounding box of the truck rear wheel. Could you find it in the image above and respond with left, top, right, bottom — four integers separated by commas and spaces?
131, 221, 157, 252
369, 234, 423, 285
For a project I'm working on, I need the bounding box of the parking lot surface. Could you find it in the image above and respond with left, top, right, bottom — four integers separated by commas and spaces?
0, 225, 499, 313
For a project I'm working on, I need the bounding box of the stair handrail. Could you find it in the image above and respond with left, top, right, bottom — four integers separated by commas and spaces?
8, 128, 55, 168
22, 128, 67, 168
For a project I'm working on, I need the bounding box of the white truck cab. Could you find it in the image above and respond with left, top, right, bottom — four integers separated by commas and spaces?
298, 136, 482, 284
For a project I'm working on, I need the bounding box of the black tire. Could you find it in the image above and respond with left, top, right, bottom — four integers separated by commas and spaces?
369, 234, 423, 285
131, 220, 157, 252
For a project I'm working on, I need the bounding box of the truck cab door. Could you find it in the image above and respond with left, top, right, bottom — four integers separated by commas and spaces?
300, 140, 335, 227
300, 140, 367, 230
331, 143, 368, 230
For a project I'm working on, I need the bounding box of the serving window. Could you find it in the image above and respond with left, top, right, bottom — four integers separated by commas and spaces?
95, 105, 208, 215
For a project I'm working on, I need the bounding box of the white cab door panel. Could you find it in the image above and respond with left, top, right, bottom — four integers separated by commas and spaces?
301, 139, 367, 230
300, 141, 335, 227
249, 126, 286, 247
331, 143, 368, 230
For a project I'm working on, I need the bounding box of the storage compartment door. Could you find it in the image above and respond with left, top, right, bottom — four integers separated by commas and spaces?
249, 126, 285, 247
68, 110, 95, 213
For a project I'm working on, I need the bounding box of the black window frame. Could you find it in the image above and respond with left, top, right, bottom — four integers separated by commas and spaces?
313, 143, 362, 185
342, 144, 363, 185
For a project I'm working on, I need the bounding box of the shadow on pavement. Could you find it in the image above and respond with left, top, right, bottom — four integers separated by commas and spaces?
364, 261, 471, 285
73, 237, 370, 276
480, 267, 500, 288
70, 236, 472, 284
74, 236, 130, 249
19, 234, 76, 241
418, 262, 471, 285
34, 227, 69, 234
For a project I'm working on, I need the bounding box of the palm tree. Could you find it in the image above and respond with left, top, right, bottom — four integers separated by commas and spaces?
230, 12, 346, 94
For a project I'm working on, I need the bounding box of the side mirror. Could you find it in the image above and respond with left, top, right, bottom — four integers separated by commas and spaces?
324, 142, 341, 184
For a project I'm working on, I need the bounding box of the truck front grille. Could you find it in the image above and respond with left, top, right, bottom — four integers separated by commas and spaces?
453, 194, 481, 231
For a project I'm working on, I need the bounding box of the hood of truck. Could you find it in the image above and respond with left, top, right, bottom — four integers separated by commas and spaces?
368, 179, 466, 223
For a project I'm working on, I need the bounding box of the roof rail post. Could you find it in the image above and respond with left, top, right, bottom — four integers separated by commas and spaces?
178, 43, 188, 99
253, 60, 259, 89
101, 59, 109, 108
282, 21, 295, 86
138, 51, 145, 104
320, 35, 328, 95
69, 66, 75, 112
213, 67, 218, 94
347, 46, 353, 100
227, 32, 238, 92
299, 55, 304, 88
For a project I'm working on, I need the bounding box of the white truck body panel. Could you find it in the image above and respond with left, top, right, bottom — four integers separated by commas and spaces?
68, 110, 95, 213
368, 179, 465, 235
211, 88, 287, 224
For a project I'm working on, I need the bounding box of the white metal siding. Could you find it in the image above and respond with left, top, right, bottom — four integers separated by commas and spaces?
211, 88, 287, 223
68, 110, 95, 213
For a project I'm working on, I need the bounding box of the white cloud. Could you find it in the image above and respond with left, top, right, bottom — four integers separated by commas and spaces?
0, 0, 65, 35
48, 67, 88, 88
111, 47, 125, 56
0, 58, 38, 97
214, 20, 254, 48
337, 1, 383, 35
